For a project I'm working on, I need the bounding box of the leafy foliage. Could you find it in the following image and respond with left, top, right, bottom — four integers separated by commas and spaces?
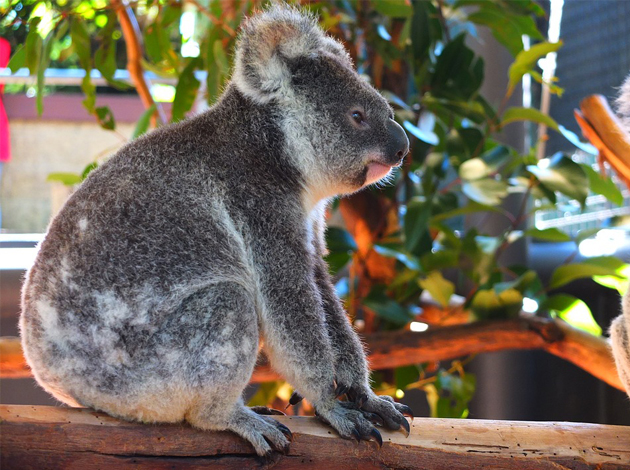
7, 0, 628, 418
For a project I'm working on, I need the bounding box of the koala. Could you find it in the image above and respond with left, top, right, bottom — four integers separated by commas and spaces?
20, 5, 411, 456
611, 74, 630, 399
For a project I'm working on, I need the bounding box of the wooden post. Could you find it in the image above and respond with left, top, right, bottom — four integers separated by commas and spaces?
1, 405, 628, 469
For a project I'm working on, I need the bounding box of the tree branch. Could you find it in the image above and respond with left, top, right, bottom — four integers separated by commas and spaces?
2, 405, 628, 469
111, 0, 167, 125
1, 317, 622, 390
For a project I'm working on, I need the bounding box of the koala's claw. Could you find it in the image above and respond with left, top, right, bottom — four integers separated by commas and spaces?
289, 391, 304, 406
370, 428, 383, 448
398, 403, 414, 420
275, 422, 294, 442
334, 383, 350, 398
251, 406, 286, 416
400, 417, 410, 436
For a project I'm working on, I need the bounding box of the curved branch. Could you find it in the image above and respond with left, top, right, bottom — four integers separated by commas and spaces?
111, 0, 167, 125
2, 317, 622, 390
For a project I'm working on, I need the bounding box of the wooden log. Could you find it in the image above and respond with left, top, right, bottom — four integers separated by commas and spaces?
1, 405, 628, 469
2, 316, 624, 391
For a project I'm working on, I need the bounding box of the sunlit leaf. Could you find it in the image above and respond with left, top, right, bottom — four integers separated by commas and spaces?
526, 154, 588, 206
95, 106, 115, 130
404, 121, 438, 145
501, 107, 559, 132
544, 294, 602, 336
549, 256, 626, 290
172, 58, 201, 122
581, 164, 624, 206
132, 105, 156, 140
462, 178, 508, 205
419, 271, 454, 308
508, 41, 562, 93
524, 227, 571, 242
7, 45, 26, 73
471, 288, 523, 320
459, 158, 490, 181
47, 173, 83, 186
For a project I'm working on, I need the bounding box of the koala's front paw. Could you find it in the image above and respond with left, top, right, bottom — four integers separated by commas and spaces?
356, 392, 412, 436
315, 401, 383, 447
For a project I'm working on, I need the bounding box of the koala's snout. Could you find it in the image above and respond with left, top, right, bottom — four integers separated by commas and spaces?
385, 119, 410, 165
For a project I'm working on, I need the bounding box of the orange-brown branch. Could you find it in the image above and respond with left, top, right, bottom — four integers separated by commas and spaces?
4, 318, 620, 388
111, 0, 167, 125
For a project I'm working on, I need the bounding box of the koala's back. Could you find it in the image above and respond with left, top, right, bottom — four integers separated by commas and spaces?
20, 87, 296, 417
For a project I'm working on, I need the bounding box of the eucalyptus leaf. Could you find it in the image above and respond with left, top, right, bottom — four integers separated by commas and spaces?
549, 256, 626, 290
526, 154, 588, 206
172, 58, 201, 122
132, 105, 156, 140
524, 227, 571, 242
404, 121, 439, 145
501, 107, 559, 132
508, 41, 562, 93
418, 271, 455, 308
581, 164, 624, 206
543, 294, 601, 336
462, 178, 508, 205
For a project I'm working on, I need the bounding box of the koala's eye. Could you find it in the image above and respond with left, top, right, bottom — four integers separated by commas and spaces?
350, 110, 367, 127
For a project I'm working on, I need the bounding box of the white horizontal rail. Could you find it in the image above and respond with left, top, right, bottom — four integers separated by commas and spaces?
0, 68, 208, 86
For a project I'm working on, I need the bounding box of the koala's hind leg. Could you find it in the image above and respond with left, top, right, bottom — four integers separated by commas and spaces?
181, 283, 291, 456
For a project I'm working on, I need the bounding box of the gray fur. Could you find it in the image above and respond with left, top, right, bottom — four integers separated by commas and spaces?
611, 74, 630, 399
20, 5, 409, 455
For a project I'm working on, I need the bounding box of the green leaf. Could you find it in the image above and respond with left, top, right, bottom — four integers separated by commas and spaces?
325, 227, 358, 253
526, 154, 588, 206
471, 288, 523, 320
47, 173, 83, 186
508, 41, 562, 93
25, 18, 42, 75
581, 164, 624, 206
247, 381, 282, 407
410, 0, 432, 64
549, 256, 626, 290
81, 162, 98, 180
418, 271, 455, 308
172, 58, 201, 122
593, 264, 630, 296
81, 74, 96, 113
431, 34, 483, 101
394, 365, 420, 390
431, 200, 503, 222
575, 227, 601, 245
132, 105, 156, 140
544, 294, 601, 336
95, 106, 116, 130
462, 178, 508, 205
7, 45, 26, 73
459, 158, 490, 181
427, 371, 476, 418
468, 4, 541, 56
70, 17, 92, 71
374, 0, 413, 18
501, 107, 559, 132
524, 227, 571, 242
363, 287, 413, 326
374, 244, 421, 270
213, 40, 230, 75
404, 199, 432, 256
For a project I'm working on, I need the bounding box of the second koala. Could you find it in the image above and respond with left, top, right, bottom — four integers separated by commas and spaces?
20, 6, 410, 455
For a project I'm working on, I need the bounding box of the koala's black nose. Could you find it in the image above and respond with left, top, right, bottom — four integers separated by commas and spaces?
386, 119, 410, 164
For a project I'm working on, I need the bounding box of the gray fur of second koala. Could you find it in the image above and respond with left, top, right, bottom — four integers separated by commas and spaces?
20, 5, 409, 455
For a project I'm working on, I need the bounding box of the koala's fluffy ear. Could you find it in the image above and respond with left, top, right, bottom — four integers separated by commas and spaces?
616, 74, 630, 133
233, 4, 352, 103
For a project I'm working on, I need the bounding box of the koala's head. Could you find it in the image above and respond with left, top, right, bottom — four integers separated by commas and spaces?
233, 5, 409, 205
